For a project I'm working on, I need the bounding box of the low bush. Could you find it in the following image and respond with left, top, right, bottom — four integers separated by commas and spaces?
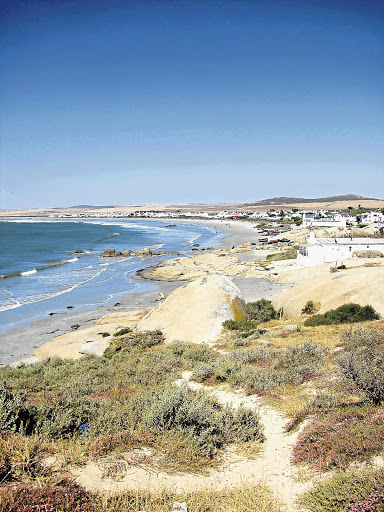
0, 480, 97, 512
113, 327, 132, 337
302, 300, 316, 314
231, 366, 285, 393
246, 299, 277, 323
222, 319, 259, 332
0, 382, 36, 435
298, 468, 384, 512
222, 347, 276, 364
292, 405, 384, 470
192, 362, 216, 383
304, 303, 380, 326
162, 341, 215, 364
34, 394, 97, 438
338, 326, 384, 405
124, 385, 264, 457
104, 330, 164, 358
277, 341, 327, 385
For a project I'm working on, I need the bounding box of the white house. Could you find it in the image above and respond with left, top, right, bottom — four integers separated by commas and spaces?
297, 231, 384, 267
302, 212, 349, 228
360, 211, 384, 227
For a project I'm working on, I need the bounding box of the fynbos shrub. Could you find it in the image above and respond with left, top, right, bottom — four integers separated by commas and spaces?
338, 327, 384, 404
304, 303, 380, 326
0, 382, 36, 435
277, 341, 327, 384
246, 299, 277, 323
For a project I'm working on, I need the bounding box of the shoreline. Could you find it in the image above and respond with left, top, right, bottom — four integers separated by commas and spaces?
0, 218, 288, 366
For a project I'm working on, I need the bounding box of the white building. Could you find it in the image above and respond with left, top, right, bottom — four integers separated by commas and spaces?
360, 211, 384, 227
302, 212, 350, 228
297, 231, 384, 267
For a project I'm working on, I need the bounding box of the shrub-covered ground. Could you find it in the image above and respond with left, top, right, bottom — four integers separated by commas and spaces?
0, 334, 264, 482
1, 311, 383, 511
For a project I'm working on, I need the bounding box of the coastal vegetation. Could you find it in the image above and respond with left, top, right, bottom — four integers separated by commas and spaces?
304, 303, 380, 326
265, 247, 298, 261
1, 301, 383, 510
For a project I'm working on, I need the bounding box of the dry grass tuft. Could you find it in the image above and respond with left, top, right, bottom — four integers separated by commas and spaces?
100, 483, 283, 511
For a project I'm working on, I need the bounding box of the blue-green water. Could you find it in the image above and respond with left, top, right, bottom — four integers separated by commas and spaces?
0, 218, 223, 333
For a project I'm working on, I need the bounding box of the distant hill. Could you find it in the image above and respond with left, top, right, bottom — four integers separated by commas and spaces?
243, 194, 381, 206
52, 205, 117, 210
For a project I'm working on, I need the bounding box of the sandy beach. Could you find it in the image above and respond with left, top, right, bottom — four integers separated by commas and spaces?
0, 218, 290, 366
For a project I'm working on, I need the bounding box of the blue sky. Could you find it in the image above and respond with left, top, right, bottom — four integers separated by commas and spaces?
1, 0, 383, 208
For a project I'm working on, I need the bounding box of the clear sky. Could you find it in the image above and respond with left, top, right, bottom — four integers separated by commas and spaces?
1, 0, 383, 208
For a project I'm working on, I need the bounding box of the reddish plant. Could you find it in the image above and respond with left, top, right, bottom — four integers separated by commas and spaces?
0, 481, 97, 511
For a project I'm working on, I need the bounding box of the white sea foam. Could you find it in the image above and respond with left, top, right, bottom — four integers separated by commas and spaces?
187, 233, 201, 244
0, 268, 107, 312
20, 269, 37, 276
88, 220, 169, 231
66, 257, 79, 263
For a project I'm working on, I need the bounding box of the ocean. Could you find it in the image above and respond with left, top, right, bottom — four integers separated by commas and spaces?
0, 218, 224, 333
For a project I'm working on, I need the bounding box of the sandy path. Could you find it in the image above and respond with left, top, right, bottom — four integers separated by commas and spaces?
73, 371, 312, 511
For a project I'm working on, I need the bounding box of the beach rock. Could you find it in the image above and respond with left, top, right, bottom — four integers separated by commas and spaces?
136, 275, 247, 344
135, 248, 152, 257
74, 250, 85, 254
79, 340, 107, 356
101, 249, 123, 257
33, 325, 117, 360
34, 310, 148, 361
273, 261, 384, 318
156, 292, 166, 301
71, 324, 80, 330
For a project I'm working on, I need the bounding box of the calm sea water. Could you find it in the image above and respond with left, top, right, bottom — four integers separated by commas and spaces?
0, 218, 224, 332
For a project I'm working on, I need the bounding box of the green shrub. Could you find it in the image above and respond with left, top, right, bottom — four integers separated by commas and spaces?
192, 363, 216, 383
302, 300, 316, 314
277, 341, 327, 384
222, 319, 259, 332
104, 330, 164, 358
162, 341, 216, 364
232, 366, 285, 393
223, 347, 276, 364
298, 468, 384, 512
124, 386, 263, 457
246, 299, 277, 323
113, 327, 132, 336
341, 325, 382, 349
0, 382, 36, 435
338, 326, 384, 405
34, 395, 97, 438
304, 303, 380, 326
